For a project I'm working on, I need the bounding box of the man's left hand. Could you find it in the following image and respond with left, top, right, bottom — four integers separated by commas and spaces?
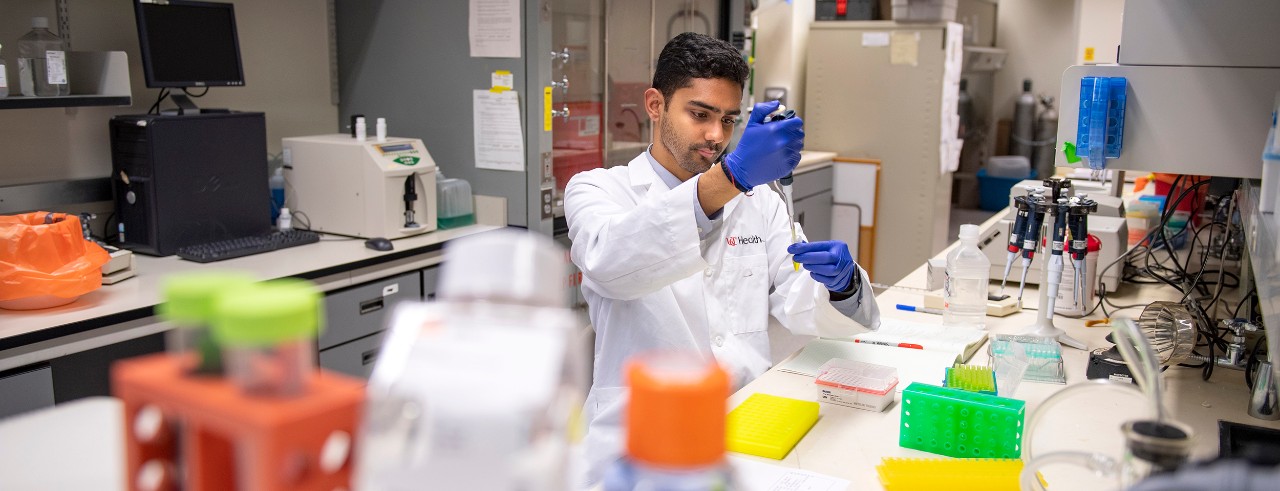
787, 241, 857, 292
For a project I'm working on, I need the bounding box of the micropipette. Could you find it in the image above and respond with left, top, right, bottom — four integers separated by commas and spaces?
1017, 189, 1047, 302
999, 194, 1032, 297
1067, 193, 1097, 306
1042, 198, 1070, 320
764, 105, 801, 271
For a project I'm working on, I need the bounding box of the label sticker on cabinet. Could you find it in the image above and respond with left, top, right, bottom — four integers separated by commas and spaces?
382, 284, 399, 297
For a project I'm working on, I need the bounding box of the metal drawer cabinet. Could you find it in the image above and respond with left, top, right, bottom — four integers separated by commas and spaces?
319, 331, 385, 379
0, 366, 55, 419
318, 270, 422, 350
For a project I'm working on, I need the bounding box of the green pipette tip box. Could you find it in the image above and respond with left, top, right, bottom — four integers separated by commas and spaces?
899, 382, 1025, 459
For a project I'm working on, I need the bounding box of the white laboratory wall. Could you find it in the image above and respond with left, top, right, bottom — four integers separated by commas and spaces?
1073, 0, 1125, 64
990, 0, 1076, 146
751, 0, 814, 115
0, 0, 336, 187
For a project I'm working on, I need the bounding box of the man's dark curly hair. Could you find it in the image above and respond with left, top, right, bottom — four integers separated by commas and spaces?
652, 32, 749, 108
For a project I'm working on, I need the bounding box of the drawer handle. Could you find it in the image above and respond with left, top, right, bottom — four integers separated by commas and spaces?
361, 349, 380, 366
359, 298, 384, 315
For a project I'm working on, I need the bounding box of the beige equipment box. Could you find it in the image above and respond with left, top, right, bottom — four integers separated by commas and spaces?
283, 134, 437, 239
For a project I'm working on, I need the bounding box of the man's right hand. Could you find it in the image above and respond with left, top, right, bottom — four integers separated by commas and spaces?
722, 101, 805, 192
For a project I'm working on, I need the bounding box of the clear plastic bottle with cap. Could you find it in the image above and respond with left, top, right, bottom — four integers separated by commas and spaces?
944, 224, 990, 329
355, 229, 588, 491
157, 272, 257, 376
17, 17, 69, 97
354, 116, 367, 141
277, 207, 293, 232
602, 351, 734, 491
211, 279, 321, 397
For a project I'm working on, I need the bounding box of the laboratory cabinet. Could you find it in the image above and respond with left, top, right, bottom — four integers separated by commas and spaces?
0, 333, 164, 420
317, 269, 426, 350
317, 267, 439, 379
318, 331, 386, 380
792, 165, 834, 242
0, 266, 441, 412
0, 366, 55, 419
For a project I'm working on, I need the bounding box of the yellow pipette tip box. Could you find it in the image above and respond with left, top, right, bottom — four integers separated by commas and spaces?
726, 393, 819, 460
876, 457, 1046, 491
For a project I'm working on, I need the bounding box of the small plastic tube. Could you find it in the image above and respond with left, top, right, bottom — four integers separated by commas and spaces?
157, 272, 257, 376
212, 280, 321, 397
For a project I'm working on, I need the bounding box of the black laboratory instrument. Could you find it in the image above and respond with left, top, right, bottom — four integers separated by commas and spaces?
1067, 193, 1098, 305
1041, 198, 1071, 320
403, 175, 420, 228
1016, 189, 1048, 302
999, 193, 1033, 298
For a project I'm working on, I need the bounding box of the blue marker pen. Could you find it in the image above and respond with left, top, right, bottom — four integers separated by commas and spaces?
896, 304, 944, 315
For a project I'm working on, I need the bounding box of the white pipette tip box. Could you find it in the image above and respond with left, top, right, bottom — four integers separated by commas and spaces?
814, 359, 898, 412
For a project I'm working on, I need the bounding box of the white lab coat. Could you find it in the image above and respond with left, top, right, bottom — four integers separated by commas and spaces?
565, 154, 879, 485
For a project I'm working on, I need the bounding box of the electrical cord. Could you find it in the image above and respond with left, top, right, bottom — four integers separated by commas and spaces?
1232, 288, 1257, 319
183, 86, 210, 98
291, 210, 312, 231
147, 88, 170, 115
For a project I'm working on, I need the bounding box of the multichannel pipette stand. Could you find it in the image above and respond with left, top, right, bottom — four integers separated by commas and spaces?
1022, 178, 1088, 350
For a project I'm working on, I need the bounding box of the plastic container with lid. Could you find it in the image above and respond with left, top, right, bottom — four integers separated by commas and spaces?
985, 156, 1031, 179
17, 16, 69, 97
157, 271, 257, 375
815, 359, 898, 412
436, 172, 475, 229
212, 279, 322, 397
603, 351, 732, 490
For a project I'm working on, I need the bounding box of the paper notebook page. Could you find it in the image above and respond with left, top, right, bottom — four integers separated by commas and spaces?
775, 339, 958, 391
853, 317, 987, 353
728, 455, 850, 491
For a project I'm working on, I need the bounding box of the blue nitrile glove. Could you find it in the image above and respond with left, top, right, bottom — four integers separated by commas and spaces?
722, 101, 805, 192
788, 241, 857, 292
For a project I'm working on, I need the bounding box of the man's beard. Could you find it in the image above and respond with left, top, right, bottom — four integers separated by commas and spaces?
660, 112, 721, 176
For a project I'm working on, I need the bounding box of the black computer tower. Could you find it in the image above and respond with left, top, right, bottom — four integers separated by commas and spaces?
109, 112, 271, 256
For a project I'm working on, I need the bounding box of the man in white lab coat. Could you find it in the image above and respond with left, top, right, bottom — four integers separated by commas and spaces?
565, 33, 880, 483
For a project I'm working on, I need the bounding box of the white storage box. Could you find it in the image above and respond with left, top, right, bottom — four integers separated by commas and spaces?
892, 0, 957, 22
814, 359, 898, 412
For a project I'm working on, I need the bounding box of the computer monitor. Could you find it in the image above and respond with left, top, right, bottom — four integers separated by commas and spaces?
134, 0, 245, 89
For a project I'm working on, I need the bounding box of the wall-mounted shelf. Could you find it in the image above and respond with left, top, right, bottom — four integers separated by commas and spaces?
0, 95, 131, 110
0, 51, 131, 110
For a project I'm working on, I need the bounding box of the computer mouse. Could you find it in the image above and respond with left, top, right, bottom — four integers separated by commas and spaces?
364, 237, 393, 251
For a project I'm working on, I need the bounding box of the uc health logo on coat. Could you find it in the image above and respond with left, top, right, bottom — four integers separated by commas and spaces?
726, 235, 762, 247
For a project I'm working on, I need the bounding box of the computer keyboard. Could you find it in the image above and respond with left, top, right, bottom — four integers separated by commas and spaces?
175, 230, 321, 263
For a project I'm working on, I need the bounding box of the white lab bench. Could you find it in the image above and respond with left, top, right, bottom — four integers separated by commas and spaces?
730, 210, 1280, 489
0, 196, 508, 417
4, 196, 1276, 491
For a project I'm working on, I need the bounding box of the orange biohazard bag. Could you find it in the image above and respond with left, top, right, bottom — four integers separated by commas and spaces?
0, 212, 111, 309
